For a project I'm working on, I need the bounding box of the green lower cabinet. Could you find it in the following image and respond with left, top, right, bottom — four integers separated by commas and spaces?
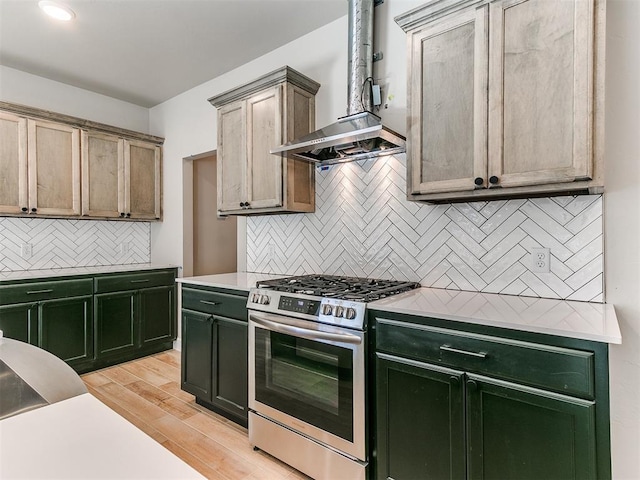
181, 309, 213, 398
375, 353, 465, 480
140, 286, 175, 346
38, 296, 93, 368
466, 374, 597, 480
0, 303, 37, 345
95, 291, 136, 358
181, 308, 248, 426
211, 316, 248, 418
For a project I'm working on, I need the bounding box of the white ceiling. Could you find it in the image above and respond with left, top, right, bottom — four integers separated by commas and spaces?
0, 0, 346, 107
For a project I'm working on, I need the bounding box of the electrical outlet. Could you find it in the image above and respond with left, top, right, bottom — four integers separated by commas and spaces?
21, 243, 33, 259
530, 247, 550, 273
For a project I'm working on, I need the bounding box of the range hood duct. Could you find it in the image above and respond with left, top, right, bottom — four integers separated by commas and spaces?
270, 0, 406, 165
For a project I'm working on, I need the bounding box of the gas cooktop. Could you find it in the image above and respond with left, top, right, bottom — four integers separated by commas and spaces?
256, 274, 420, 302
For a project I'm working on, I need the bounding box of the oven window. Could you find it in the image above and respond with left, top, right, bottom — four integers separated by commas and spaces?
254, 327, 354, 441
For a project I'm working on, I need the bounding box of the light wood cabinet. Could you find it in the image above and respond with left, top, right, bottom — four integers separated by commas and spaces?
397, 0, 605, 202
0, 102, 163, 220
27, 119, 81, 216
209, 66, 319, 215
0, 111, 28, 214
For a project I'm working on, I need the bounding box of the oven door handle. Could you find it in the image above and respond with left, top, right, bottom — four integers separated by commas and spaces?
249, 313, 363, 345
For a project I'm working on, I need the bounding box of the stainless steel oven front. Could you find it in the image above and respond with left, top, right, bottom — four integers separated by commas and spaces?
248, 310, 366, 465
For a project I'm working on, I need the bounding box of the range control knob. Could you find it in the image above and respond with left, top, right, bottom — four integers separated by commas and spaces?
321, 304, 333, 315
334, 306, 345, 318
345, 308, 357, 320
251, 293, 261, 303
259, 294, 270, 305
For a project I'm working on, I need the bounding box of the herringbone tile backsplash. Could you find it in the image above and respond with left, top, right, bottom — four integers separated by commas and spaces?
247, 155, 603, 302
0, 217, 150, 271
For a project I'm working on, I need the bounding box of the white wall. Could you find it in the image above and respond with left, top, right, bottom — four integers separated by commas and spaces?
0, 65, 149, 132
604, 0, 640, 478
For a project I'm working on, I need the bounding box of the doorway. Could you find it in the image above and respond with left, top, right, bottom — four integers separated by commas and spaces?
183, 152, 238, 277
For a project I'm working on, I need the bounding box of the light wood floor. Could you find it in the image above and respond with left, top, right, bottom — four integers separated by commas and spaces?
81, 350, 309, 480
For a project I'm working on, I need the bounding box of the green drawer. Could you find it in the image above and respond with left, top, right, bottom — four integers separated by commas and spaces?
182, 287, 248, 321
375, 317, 595, 399
94, 270, 175, 294
0, 278, 94, 305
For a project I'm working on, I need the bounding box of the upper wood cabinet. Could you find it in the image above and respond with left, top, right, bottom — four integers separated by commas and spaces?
0, 111, 28, 214
396, 0, 605, 202
28, 119, 81, 216
209, 66, 319, 216
0, 102, 163, 220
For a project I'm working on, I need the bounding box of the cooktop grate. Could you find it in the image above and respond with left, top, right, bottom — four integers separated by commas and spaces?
256, 274, 420, 302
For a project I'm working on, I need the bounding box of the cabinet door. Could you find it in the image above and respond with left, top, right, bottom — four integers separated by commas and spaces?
210, 315, 248, 421
181, 309, 213, 398
81, 131, 124, 218
95, 291, 137, 359
27, 119, 81, 216
407, 6, 488, 195
38, 296, 93, 367
488, 0, 594, 188
466, 374, 597, 480
0, 111, 28, 214
284, 84, 315, 212
0, 303, 37, 345
124, 139, 161, 220
217, 101, 247, 213
376, 353, 466, 480
246, 86, 283, 209
139, 285, 175, 346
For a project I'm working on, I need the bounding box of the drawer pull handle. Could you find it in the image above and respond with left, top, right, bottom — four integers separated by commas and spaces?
130, 279, 150, 284
26, 289, 54, 295
199, 300, 220, 306
440, 344, 487, 359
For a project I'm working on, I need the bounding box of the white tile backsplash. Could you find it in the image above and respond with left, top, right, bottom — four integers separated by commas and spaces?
0, 217, 150, 271
246, 154, 604, 302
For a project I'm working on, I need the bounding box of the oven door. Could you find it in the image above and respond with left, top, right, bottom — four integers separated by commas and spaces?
248, 311, 366, 461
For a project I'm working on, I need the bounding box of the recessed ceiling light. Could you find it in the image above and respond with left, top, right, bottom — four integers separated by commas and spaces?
39, 1, 76, 21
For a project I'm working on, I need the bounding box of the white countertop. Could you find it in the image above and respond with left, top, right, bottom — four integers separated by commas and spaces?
176, 272, 287, 291
370, 287, 621, 344
0, 393, 204, 479
176, 272, 621, 344
0, 264, 179, 283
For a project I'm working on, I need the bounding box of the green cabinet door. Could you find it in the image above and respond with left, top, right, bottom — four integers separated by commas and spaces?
95, 291, 136, 358
466, 374, 597, 480
181, 309, 213, 398
140, 285, 175, 346
211, 315, 248, 422
375, 352, 466, 480
0, 302, 37, 344
38, 295, 93, 367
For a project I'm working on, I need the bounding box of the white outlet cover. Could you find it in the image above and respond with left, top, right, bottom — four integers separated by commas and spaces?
530, 247, 550, 273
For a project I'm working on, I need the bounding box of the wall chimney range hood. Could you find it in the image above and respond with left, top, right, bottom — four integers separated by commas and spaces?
270, 0, 406, 165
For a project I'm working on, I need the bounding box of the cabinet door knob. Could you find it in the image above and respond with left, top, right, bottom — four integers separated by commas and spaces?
489, 176, 499, 185
245, 202, 250, 208
21, 207, 28, 212
474, 177, 484, 186
126, 213, 131, 218
120, 212, 125, 217
239, 202, 245, 207
31, 208, 37, 213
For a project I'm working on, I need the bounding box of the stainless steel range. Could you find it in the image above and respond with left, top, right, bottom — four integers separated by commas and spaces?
247, 275, 420, 480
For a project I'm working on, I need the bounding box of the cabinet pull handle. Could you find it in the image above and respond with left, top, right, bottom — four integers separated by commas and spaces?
130, 279, 150, 284
199, 300, 219, 306
440, 344, 487, 359
26, 289, 53, 295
